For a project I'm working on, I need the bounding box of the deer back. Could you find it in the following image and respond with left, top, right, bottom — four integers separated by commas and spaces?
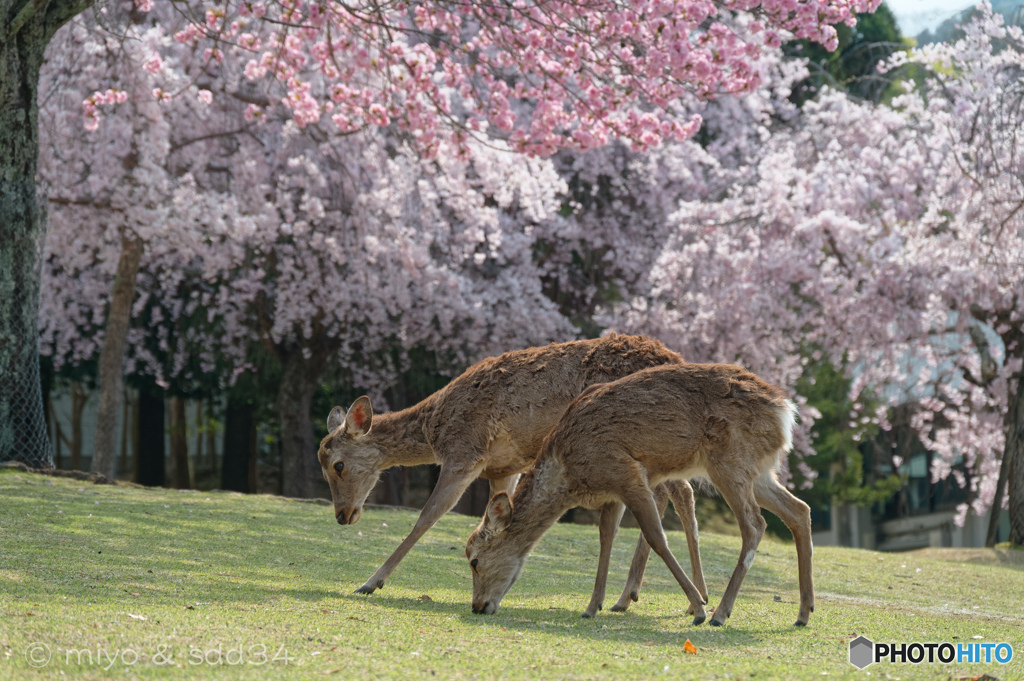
422, 335, 685, 467
543, 363, 794, 491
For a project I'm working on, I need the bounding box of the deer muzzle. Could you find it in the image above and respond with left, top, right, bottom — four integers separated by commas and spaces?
336, 507, 361, 525
471, 601, 497, 615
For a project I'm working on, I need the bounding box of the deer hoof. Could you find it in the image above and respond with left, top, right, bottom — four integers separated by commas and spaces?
354, 585, 375, 595
708, 617, 724, 627
609, 603, 628, 612
692, 613, 707, 626
794, 618, 808, 627
581, 611, 594, 619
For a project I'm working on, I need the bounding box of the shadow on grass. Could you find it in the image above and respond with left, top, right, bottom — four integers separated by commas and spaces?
338, 591, 811, 648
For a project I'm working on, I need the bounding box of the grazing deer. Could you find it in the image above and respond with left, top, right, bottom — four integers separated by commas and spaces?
317, 335, 706, 605
465, 363, 813, 628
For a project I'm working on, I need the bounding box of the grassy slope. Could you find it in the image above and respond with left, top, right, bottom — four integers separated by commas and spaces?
0, 468, 1021, 680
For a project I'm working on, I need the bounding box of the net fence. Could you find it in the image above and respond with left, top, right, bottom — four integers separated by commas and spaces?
0, 188, 53, 470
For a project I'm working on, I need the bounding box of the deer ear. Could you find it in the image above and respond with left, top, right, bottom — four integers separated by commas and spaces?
327, 406, 345, 432
345, 396, 373, 436
484, 492, 513, 533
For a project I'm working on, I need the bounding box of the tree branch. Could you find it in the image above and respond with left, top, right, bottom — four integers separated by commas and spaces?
4, 0, 48, 42
42, 0, 92, 41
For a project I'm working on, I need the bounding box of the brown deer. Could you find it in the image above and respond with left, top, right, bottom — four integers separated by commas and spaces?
465, 363, 813, 628
317, 335, 707, 607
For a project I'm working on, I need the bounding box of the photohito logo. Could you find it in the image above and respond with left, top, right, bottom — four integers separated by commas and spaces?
849, 636, 1013, 669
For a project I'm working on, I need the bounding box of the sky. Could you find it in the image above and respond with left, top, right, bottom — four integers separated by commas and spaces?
884, 0, 975, 36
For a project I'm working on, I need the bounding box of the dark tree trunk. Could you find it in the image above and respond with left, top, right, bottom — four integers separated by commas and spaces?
1006, 375, 1024, 546
92, 232, 142, 478
135, 385, 165, 487
205, 399, 218, 476
0, 0, 93, 467
194, 400, 204, 471
277, 349, 330, 498
376, 468, 409, 506
375, 379, 409, 505
986, 443, 1011, 547
221, 391, 255, 493
69, 382, 87, 470
169, 396, 192, 488
453, 478, 490, 516
118, 390, 132, 478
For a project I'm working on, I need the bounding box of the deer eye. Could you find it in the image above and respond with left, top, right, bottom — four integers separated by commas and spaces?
470, 558, 479, 572
334, 461, 344, 474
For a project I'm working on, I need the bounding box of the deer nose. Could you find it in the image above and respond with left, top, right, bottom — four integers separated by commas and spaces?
336, 507, 361, 525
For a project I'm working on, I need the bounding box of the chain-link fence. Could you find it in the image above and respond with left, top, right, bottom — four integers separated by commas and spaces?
0, 353, 51, 469
0, 182, 53, 470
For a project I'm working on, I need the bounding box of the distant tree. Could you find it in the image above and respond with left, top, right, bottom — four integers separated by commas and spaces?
916, 0, 1024, 46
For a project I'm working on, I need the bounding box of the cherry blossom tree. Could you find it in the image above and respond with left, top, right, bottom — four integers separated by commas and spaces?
4, 0, 881, 466
39, 5, 575, 495
604, 4, 1024, 544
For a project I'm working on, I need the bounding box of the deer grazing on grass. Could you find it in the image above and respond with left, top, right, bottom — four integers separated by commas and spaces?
317, 335, 707, 607
465, 363, 814, 628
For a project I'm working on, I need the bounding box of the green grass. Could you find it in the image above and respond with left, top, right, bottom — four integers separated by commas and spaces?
1, 468, 1021, 680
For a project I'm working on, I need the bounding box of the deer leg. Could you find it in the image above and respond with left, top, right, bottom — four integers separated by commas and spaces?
355, 462, 482, 594
610, 483, 669, 612
583, 501, 626, 618
666, 480, 708, 612
754, 471, 815, 626
708, 480, 765, 627
624, 488, 708, 625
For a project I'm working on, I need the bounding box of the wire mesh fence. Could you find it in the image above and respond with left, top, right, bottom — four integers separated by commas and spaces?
0, 189, 53, 470
0, 354, 52, 469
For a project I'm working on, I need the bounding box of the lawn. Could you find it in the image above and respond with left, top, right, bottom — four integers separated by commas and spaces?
1, 466, 1021, 680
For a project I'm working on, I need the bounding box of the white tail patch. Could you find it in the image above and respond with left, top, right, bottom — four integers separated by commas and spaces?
778, 400, 798, 453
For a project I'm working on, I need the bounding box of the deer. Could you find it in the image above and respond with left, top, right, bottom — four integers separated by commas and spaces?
317, 334, 708, 610
465, 363, 814, 628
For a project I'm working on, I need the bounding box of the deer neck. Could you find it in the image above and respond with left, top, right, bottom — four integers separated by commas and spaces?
370, 402, 437, 469
506, 457, 575, 554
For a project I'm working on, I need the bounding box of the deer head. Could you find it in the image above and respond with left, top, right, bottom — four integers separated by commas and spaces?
465, 493, 529, 614
318, 396, 381, 526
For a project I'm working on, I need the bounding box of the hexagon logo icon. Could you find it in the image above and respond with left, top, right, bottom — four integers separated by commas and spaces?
849, 636, 874, 669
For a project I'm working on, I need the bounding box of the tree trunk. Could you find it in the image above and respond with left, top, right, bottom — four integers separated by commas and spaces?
277, 350, 330, 498
206, 399, 218, 475
169, 396, 192, 488
0, 0, 93, 467
376, 379, 409, 505
248, 421, 257, 492
92, 232, 143, 478
194, 400, 204, 471
135, 385, 165, 486
222, 390, 255, 493
70, 382, 87, 470
376, 468, 409, 506
986, 443, 1011, 547
1006, 375, 1024, 546
453, 478, 491, 516
118, 389, 132, 478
